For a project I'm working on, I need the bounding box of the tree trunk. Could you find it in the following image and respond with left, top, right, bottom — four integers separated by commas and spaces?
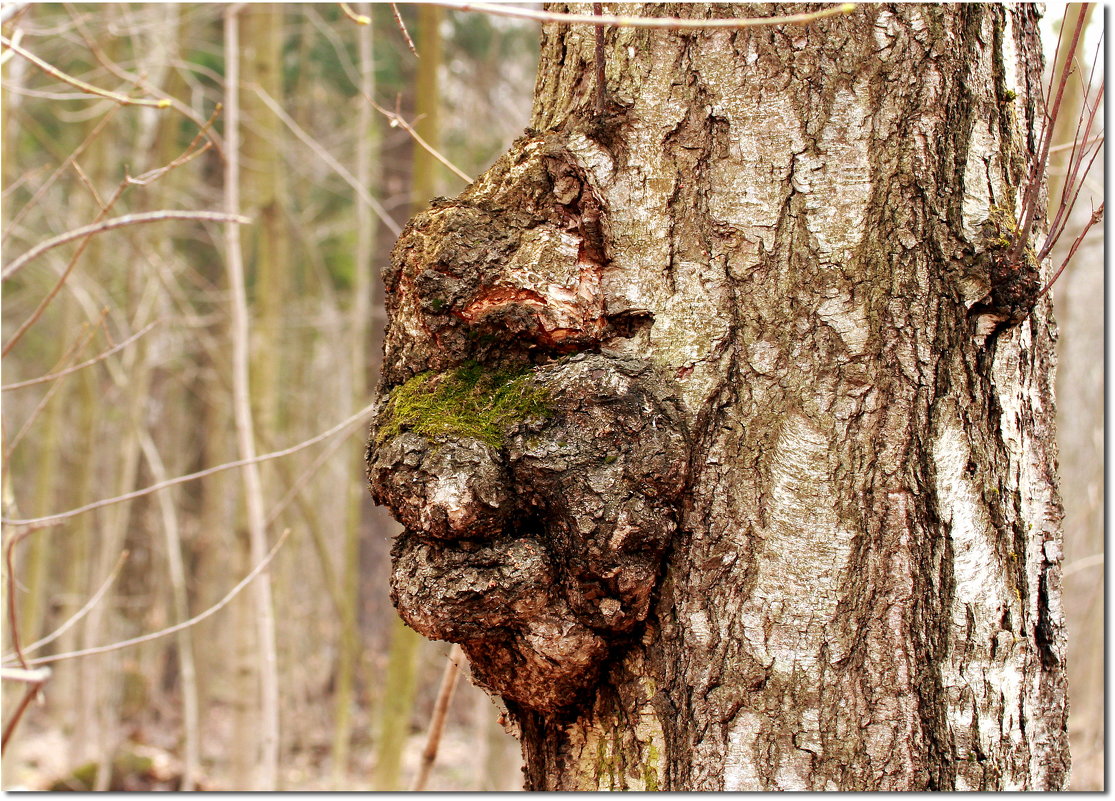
367, 3, 1069, 790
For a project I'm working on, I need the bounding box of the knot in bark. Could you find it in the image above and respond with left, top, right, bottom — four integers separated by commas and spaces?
368, 352, 688, 713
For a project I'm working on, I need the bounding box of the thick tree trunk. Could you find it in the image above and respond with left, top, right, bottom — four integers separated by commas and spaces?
368, 3, 1069, 790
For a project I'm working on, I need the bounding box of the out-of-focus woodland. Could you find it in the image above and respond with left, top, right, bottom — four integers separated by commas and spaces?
0, 3, 1103, 791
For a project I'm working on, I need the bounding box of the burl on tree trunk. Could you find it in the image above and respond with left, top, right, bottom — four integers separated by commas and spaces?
368, 3, 1069, 791
368, 135, 688, 711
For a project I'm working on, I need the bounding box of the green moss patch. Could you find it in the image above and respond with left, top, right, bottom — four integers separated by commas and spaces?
379, 361, 550, 448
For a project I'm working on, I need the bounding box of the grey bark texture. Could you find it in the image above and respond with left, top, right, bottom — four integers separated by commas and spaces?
367, 2, 1070, 790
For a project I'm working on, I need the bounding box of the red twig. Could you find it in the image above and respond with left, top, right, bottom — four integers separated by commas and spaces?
1, 667, 50, 750
1036, 202, 1104, 300
1011, 5, 1088, 266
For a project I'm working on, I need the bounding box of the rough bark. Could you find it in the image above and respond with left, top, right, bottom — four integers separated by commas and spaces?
367, 2, 1069, 790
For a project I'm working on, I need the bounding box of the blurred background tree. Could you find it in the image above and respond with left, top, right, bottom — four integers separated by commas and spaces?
0, 2, 1101, 791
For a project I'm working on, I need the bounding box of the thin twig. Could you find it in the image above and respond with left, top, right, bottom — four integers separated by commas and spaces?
5, 312, 107, 457
5, 524, 41, 669
0, 2, 29, 25
411, 644, 465, 791
392, 3, 419, 57
0, 83, 106, 102
339, 2, 371, 25
137, 429, 200, 791
2, 210, 252, 281
1048, 133, 1105, 153
0, 33, 171, 108
3, 322, 157, 392
8, 530, 291, 667
429, 1, 856, 29
2, 105, 121, 244
1035, 202, 1103, 300
306, 5, 364, 88
72, 160, 108, 210
64, 4, 225, 156
1039, 128, 1103, 263
250, 83, 403, 236
2, 182, 126, 357
127, 105, 221, 186
1, 399, 377, 529
0, 24, 23, 61
263, 425, 356, 529
4, 117, 225, 355
1, 164, 48, 200
3, 551, 129, 660
369, 99, 472, 183
1012, 5, 1087, 264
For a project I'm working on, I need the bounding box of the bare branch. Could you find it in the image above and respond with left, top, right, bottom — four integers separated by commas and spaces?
1039, 126, 1103, 263
0, 3, 30, 25
370, 99, 472, 183
1048, 133, 1104, 153
0, 667, 51, 683
4, 311, 107, 457
2, 181, 126, 357
2, 105, 121, 244
411, 644, 465, 791
127, 104, 221, 186
224, 8, 280, 784
5, 524, 35, 670
0, 33, 171, 108
8, 530, 292, 668
2, 210, 252, 281
63, 3, 225, 155
3, 551, 129, 660
264, 425, 356, 529
392, 3, 419, 57
1036, 202, 1104, 300
0, 398, 377, 528
1012, 4, 1088, 264
250, 83, 403, 236
429, 1, 856, 29
4, 111, 226, 355
3, 322, 158, 392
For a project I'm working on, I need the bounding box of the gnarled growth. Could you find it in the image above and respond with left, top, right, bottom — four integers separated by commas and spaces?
371, 353, 687, 712
368, 131, 688, 713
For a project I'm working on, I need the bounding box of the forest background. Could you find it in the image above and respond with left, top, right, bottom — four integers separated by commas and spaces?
0, 2, 1103, 791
